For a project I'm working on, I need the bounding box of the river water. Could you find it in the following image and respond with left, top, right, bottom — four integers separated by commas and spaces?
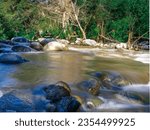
0, 48, 149, 112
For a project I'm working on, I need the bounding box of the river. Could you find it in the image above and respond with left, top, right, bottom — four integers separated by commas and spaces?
0, 48, 149, 112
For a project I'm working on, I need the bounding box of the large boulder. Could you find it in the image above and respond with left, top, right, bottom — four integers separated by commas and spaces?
11, 37, 30, 46
30, 41, 43, 51
0, 89, 50, 112
12, 45, 34, 52
43, 41, 68, 51
43, 81, 71, 102
0, 54, 29, 64
0, 92, 33, 112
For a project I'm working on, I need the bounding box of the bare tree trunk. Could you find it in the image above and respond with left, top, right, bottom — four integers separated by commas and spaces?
71, 1, 86, 40
127, 31, 133, 49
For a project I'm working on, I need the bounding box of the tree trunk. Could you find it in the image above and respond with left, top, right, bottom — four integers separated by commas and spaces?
71, 1, 86, 40
127, 31, 133, 49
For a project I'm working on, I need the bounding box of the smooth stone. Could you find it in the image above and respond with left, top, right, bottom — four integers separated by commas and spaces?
77, 78, 101, 95
0, 92, 33, 112
11, 37, 30, 46
0, 48, 13, 53
30, 41, 43, 51
43, 41, 68, 51
91, 71, 130, 90
38, 38, 56, 46
0, 53, 29, 64
12, 45, 34, 52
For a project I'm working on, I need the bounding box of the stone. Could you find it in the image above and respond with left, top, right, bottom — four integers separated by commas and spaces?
83, 39, 97, 46
12, 45, 34, 52
91, 71, 130, 90
38, 38, 56, 46
11, 37, 30, 46
30, 41, 43, 51
43, 81, 71, 102
0, 92, 33, 112
56, 96, 81, 112
43, 41, 68, 51
0, 53, 29, 64
77, 78, 101, 95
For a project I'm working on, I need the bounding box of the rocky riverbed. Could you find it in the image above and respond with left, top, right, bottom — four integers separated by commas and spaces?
0, 37, 149, 112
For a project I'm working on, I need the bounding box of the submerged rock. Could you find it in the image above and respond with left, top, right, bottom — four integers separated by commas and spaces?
12, 45, 34, 52
43, 41, 68, 51
91, 71, 130, 90
77, 78, 101, 95
0, 54, 29, 64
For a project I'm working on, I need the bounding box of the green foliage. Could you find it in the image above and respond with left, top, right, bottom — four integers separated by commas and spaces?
0, 0, 149, 42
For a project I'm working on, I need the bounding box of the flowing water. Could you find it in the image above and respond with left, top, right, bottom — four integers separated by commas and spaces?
0, 48, 149, 112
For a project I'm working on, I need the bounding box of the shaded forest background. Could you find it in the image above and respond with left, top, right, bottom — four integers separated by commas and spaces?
0, 0, 149, 44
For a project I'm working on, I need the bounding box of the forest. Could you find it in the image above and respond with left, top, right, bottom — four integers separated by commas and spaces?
0, 0, 149, 44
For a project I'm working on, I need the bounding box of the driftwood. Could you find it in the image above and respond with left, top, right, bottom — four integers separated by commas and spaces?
99, 35, 120, 43
132, 31, 149, 44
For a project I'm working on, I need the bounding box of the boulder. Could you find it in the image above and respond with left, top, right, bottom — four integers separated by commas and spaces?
0, 43, 12, 48
38, 38, 56, 46
83, 39, 97, 46
77, 78, 101, 95
56, 96, 81, 112
56, 39, 70, 45
0, 53, 29, 64
12, 45, 34, 52
11, 37, 30, 46
30, 41, 43, 51
43, 41, 68, 51
91, 71, 130, 90
0, 48, 13, 53
0, 92, 33, 112
43, 81, 71, 102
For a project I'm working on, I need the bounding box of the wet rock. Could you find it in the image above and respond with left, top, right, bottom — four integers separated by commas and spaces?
38, 38, 56, 46
0, 43, 12, 48
43, 81, 71, 102
12, 45, 34, 52
0, 40, 12, 45
77, 78, 101, 95
11, 37, 30, 46
85, 97, 103, 110
43, 41, 68, 51
0, 92, 33, 112
0, 48, 13, 53
91, 71, 130, 90
46, 103, 56, 112
0, 53, 29, 64
30, 41, 43, 51
56, 96, 81, 112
